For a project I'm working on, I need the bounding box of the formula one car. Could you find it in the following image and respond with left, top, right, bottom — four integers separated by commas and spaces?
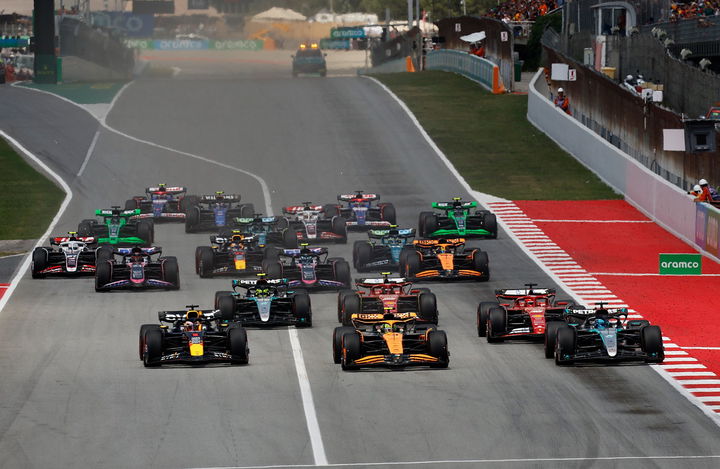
353, 227, 416, 272
283, 202, 347, 244
419, 197, 497, 239
263, 245, 351, 290
139, 306, 249, 367
225, 215, 298, 248
337, 273, 438, 325
95, 246, 180, 291
195, 232, 278, 278
544, 303, 665, 365
78, 207, 154, 246
478, 284, 575, 342
332, 315, 449, 369
400, 238, 489, 281
214, 277, 312, 327
185, 191, 254, 233
325, 191, 396, 230
31, 232, 110, 278
292, 43, 327, 77
125, 184, 199, 222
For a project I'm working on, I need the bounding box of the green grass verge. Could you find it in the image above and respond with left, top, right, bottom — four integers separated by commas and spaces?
374, 71, 620, 200
0, 137, 64, 240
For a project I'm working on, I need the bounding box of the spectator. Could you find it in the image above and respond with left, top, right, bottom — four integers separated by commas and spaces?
554, 88, 571, 115
688, 184, 702, 197
699, 178, 720, 200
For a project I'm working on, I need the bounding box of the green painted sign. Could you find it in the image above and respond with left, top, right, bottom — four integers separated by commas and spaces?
659, 253, 702, 275
212, 40, 264, 50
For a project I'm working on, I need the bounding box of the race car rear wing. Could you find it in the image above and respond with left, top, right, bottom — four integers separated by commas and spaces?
158, 309, 218, 323
200, 193, 240, 203
281, 247, 327, 256
567, 307, 629, 316
96, 208, 140, 217
432, 201, 477, 210
496, 288, 556, 297
356, 277, 410, 286
234, 216, 283, 224
414, 238, 465, 247
210, 235, 257, 245
368, 228, 415, 239
50, 236, 96, 245
116, 246, 162, 256
283, 204, 323, 214
338, 193, 379, 202
232, 278, 288, 287
146, 186, 186, 195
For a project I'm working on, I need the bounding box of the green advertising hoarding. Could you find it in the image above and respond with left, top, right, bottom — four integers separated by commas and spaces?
659, 253, 702, 275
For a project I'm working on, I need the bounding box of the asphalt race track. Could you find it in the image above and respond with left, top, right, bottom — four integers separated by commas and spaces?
1, 58, 720, 469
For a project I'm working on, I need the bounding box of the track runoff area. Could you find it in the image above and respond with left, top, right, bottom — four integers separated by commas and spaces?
488, 199, 720, 415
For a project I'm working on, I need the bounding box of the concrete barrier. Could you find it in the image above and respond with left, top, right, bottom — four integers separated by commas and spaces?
527, 69, 719, 261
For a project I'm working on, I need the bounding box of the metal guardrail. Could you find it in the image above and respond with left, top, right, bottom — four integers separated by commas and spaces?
426, 49, 496, 92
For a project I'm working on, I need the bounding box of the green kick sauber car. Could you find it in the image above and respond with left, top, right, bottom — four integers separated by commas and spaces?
418, 198, 497, 239
77, 207, 154, 246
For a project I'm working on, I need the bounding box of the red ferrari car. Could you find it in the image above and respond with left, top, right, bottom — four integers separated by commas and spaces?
477, 284, 574, 342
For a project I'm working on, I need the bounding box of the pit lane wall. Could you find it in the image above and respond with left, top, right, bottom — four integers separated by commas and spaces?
528, 69, 720, 261
425, 50, 505, 94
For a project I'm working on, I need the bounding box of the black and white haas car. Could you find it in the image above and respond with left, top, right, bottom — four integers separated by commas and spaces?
283, 202, 347, 244
125, 184, 199, 222
31, 232, 110, 278
95, 246, 180, 291
139, 306, 249, 367
263, 244, 351, 290
325, 191, 396, 230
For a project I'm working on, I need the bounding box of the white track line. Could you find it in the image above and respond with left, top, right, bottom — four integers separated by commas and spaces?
14, 82, 329, 465
532, 219, 653, 223
77, 130, 100, 177
0, 131, 73, 315
188, 454, 720, 469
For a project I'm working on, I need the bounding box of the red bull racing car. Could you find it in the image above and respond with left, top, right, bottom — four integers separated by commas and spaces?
125, 184, 199, 222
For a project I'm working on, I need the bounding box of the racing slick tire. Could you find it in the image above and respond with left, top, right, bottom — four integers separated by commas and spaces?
125, 199, 139, 210
483, 212, 498, 238
263, 246, 281, 261
322, 204, 340, 218
95, 245, 114, 264
379, 203, 397, 224
229, 327, 250, 365
333, 326, 356, 364
353, 241, 372, 271
179, 195, 200, 211
476, 301, 497, 337
293, 293, 313, 328
143, 329, 163, 367
418, 292, 438, 324
77, 219, 96, 237
334, 259, 352, 287
486, 307, 507, 343
428, 330, 449, 368
196, 246, 215, 278
641, 325, 665, 363
282, 229, 299, 248
341, 293, 361, 326
275, 217, 290, 230
95, 261, 112, 292
214, 290, 233, 309
472, 250, 490, 281
341, 332, 361, 370
544, 321, 563, 358
555, 326, 576, 365
139, 324, 161, 360
31, 248, 48, 279
398, 245, 416, 270
331, 216, 347, 243
402, 251, 421, 278
136, 220, 154, 246
162, 256, 180, 289
418, 211, 434, 237
337, 289, 354, 322
264, 261, 283, 279
185, 206, 200, 233
218, 295, 237, 321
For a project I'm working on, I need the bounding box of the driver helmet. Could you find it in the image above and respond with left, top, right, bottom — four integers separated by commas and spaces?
379, 323, 392, 334
157, 184, 167, 192
130, 247, 144, 262
255, 287, 271, 297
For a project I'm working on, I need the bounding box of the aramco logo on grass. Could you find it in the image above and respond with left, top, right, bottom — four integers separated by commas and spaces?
659, 253, 702, 275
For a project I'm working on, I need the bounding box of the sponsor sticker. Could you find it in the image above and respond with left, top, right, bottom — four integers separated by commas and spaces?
658, 253, 702, 275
